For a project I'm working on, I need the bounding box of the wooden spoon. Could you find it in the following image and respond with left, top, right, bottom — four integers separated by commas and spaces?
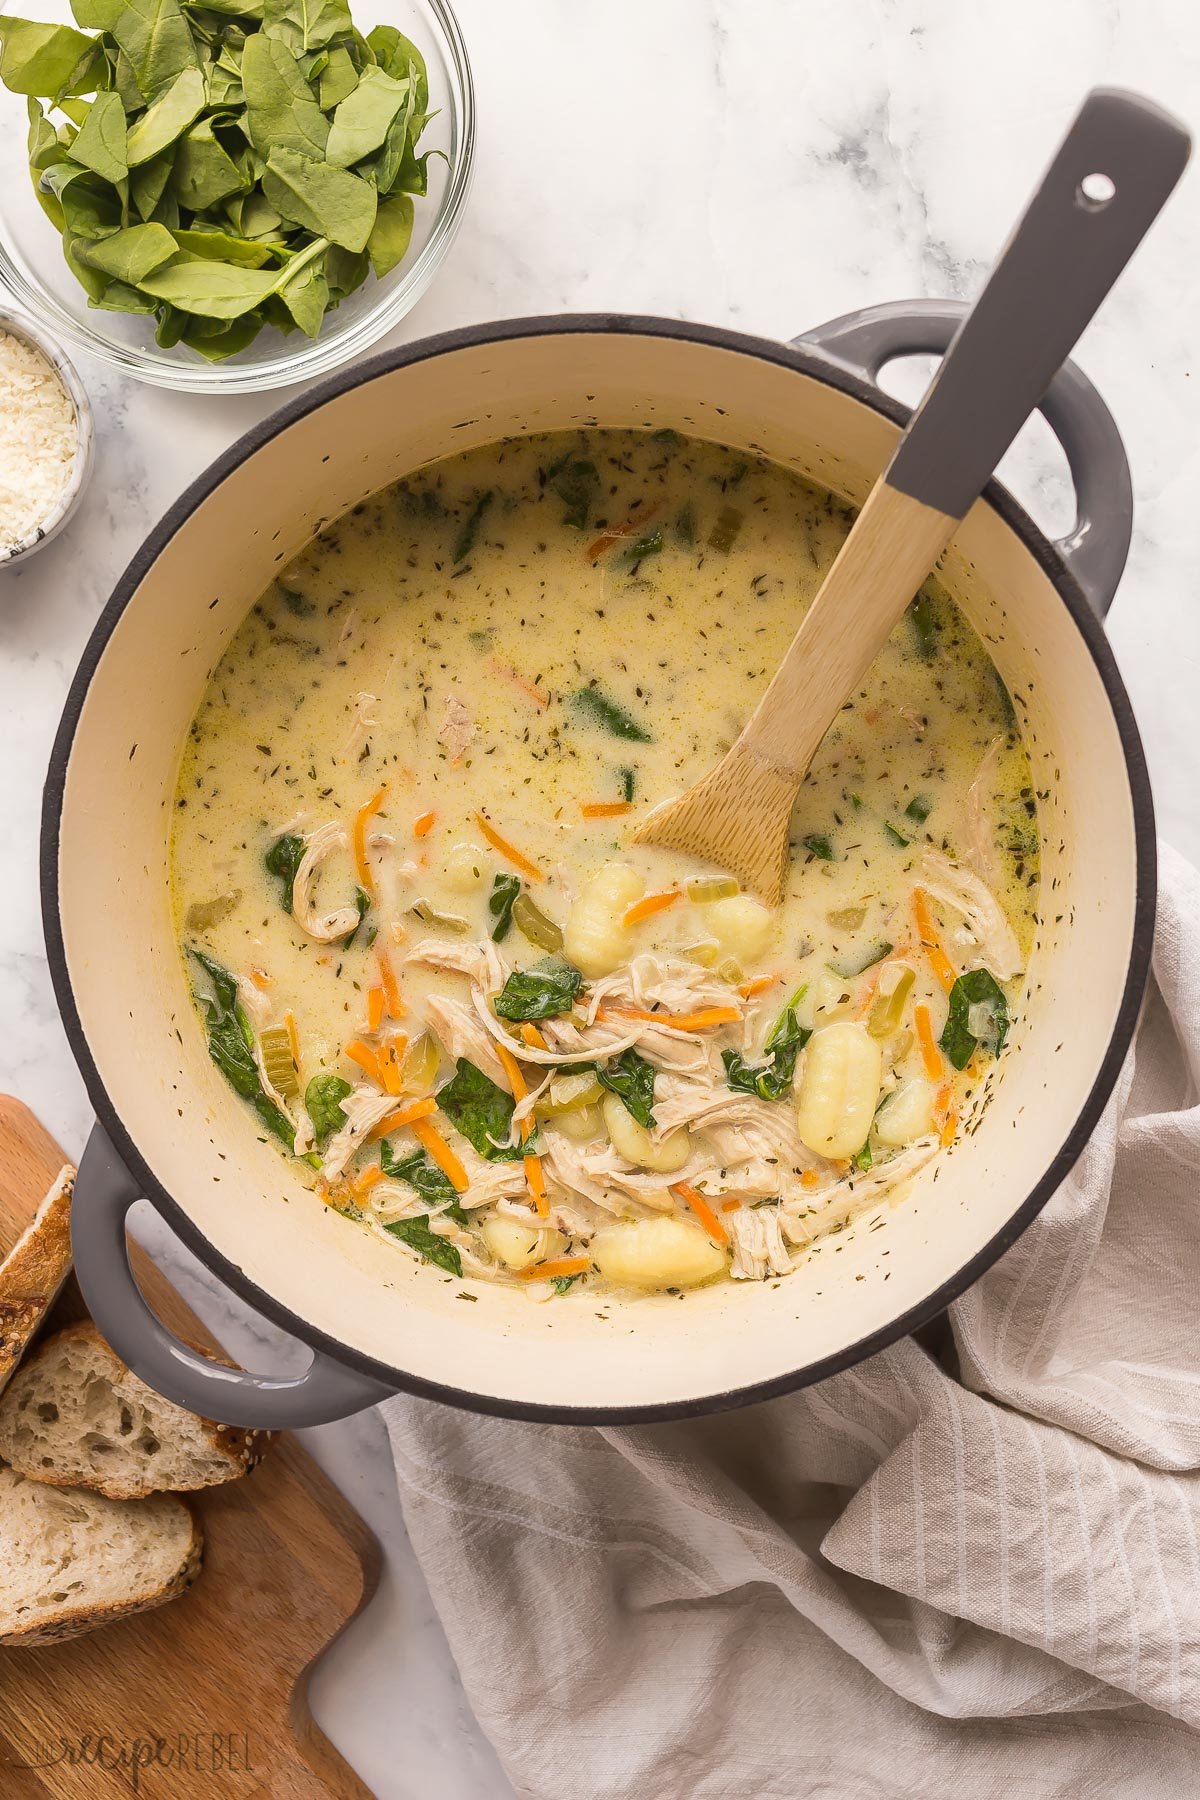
634, 89, 1189, 903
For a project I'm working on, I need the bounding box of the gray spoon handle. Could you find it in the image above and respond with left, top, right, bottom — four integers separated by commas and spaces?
886, 87, 1190, 520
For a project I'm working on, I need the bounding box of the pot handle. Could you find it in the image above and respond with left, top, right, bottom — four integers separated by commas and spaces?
71, 1124, 396, 1429
793, 298, 1133, 618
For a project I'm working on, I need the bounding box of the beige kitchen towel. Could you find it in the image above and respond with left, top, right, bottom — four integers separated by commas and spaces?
382, 843, 1200, 1798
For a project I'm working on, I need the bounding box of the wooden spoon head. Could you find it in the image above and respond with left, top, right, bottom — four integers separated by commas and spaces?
631, 740, 798, 906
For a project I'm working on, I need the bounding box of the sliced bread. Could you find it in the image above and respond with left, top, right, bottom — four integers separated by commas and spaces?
0, 1166, 74, 1397
0, 1463, 202, 1647
0, 1322, 271, 1500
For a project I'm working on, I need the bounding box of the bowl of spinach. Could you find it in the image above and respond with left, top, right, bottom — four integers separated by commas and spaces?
0, 0, 473, 390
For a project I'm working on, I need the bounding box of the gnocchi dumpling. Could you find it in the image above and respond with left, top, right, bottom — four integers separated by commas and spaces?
795, 1021, 884, 1160
874, 1077, 935, 1147
590, 1217, 727, 1289
704, 894, 774, 962
601, 1092, 691, 1172
563, 862, 644, 977
479, 1215, 566, 1270
442, 842, 488, 891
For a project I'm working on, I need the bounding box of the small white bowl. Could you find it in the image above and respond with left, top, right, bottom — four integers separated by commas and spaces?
0, 308, 93, 569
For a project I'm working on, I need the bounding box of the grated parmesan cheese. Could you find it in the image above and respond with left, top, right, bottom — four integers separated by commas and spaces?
0, 329, 79, 552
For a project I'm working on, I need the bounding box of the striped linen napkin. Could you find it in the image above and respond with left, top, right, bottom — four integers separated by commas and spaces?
382, 843, 1200, 1799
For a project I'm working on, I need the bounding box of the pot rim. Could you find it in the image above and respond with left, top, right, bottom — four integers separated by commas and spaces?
40, 312, 1157, 1424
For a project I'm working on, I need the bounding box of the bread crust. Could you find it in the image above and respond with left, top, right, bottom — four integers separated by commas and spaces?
0, 1167, 74, 1398
0, 1320, 272, 1499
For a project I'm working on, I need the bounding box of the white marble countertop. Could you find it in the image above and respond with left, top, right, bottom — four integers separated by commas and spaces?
2, 2, 1198, 1793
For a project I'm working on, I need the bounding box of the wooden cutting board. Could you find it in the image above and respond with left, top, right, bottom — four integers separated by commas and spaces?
0, 1097, 382, 1799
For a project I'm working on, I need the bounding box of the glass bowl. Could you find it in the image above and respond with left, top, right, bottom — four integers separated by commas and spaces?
0, 0, 474, 394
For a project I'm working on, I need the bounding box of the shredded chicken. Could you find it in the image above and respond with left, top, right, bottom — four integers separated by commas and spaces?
236, 974, 272, 1031
407, 936, 509, 993
292, 1106, 316, 1159
292, 821, 363, 943
474, 993, 647, 1067
727, 1207, 794, 1280
340, 690, 379, 764
585, 954, 742, 1024
964, 736, 1004, 887
920, 846, 1022, 980
424, 993, 510, 1087
321, 1086, 400, 1180
438, 693, 475, 763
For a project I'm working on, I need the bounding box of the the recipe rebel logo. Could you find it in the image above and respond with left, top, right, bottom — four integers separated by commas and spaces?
1, 1730, 255, 1790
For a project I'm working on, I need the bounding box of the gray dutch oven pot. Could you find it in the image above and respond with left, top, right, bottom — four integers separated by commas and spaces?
43, 303, 1153, 1428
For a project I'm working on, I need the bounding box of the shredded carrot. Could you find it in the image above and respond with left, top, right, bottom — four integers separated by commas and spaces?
367, 986, 386, 1033
585, 501, 663, 563
249, 967, 272, 990
800, 1169, 820, 1189
672, 1180, 729, 1244
412, 1117, 469, 1193
940, 1109, 959, 1148
353, 784, 389, 897
609, 1004, 741, 1032
490, 658, 551, 709
912, 888, 957, 993
913, 1005, 943, 1080
494, 1042, 548, 1215
515, 1254, 590, 1283
520, 1022, 548, 1050
380, 1038, 406, 1096
284, 1010, 301, 1074
738, 976, 778, 999
413, 809, 436, 838
623, 889, 681, 927
720, 1197, 742, 1213
580, 800, 635, 819
367, 1094, 437, 1142
352, 1165, 385, 1198
473, 812, 545, 882
345, 1039, 383, 1083
377, 946, 406, 1019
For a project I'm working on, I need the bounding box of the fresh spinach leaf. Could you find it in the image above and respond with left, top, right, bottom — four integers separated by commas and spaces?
595, 1047, 656, 1128
939, 969, 1010, 1070
570, 685, 652, 743
138, 252, 282, 317
904, 794, 931, 824
78, 219, 176, 281
125, 62, 205, 164
488, 872, 520, 943
436, 1057, 523, 1161
325, 62, 408, 167
173, 225, 274, 265
170, 117, 246, 209
317, 41, 357, 108
304, 1071, 351, 1144
263, 144, 376, 251
383, 1213, 462, 1277
80, 0, 199, 102
0, 17, 100, 97
265, 831, 304, 909
365, 188, 411, 276
240, 28, 330, 157
493, 954, 584, 1022
365, 22, 427, 109
261, 0, 353, 54
452, 487, 492, 564
188, 947, 294, 1154
68, 89, 127, 180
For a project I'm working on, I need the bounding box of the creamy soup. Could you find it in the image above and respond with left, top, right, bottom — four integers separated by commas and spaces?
172, 429, 1038, 1297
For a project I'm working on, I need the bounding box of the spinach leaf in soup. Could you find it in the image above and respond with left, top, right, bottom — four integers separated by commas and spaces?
723, 987, 810, 1102
305, 1072, 352, 1146
380, 1140, 466, 1223
940, 969, 1010, 1070
595, 1047, 657, 1129
436, 1058, 525, 1162
548, 455, 599, 530
265, 832, 305, 910
493, 955, 583, 1022
384, 1214, 462, 1277
452, 489, 493, 565
487, 872, 521, 943
570, 685, 653, 743
188, 947, 297, 1151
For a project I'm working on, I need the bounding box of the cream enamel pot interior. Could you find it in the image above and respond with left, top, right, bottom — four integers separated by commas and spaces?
43, 309, 1154, 1428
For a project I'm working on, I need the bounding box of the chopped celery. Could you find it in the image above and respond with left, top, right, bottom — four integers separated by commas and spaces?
410, 900, 471, 935
259, 1025, 298, 1098
827, 904, 867, 931
402, 1033, 441, 1092
680, 940, 721, 968
686, 875, 740, 902
828, 941, 893, 980
708, 505, 744, 552
185, 893, 240, 931
537, 1071, 604, 1117
867, 963, 915, 1038
512, 893, 564, 952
